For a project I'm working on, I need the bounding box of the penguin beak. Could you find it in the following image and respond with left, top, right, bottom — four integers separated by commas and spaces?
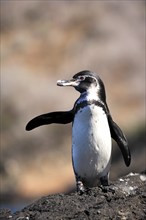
57, 78, 80, 87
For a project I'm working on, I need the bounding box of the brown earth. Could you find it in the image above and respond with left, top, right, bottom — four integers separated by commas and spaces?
0, 171, 146, 220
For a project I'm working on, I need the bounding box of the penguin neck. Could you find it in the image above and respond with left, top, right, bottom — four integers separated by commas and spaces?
78, 88, 99, 104
74, 88, 107, 114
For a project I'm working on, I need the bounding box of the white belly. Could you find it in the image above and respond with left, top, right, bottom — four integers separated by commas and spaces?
72, 105, 112, 187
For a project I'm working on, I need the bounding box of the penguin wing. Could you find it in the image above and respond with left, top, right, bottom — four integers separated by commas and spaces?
108, 115, 131, 167
26, 110, 74, 131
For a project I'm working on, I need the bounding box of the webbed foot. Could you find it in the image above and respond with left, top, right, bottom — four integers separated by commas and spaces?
100, 185, 115, 193
100, 175, 115, 193
76, 180, 87, 195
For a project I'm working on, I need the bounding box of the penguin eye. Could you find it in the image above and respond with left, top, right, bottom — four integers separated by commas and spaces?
79, 76, 85, 81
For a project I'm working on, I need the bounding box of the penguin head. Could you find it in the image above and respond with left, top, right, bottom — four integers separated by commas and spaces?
57, 70, 106, 101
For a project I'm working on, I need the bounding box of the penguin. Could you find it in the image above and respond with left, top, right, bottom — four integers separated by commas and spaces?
26, 70, 131, 193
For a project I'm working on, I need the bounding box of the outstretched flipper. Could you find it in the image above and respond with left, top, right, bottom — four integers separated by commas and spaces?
26, 110, 74, 131
108, 115, 131, 167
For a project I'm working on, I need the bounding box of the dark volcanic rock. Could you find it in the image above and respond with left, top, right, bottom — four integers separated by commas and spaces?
0, 172, 146, 220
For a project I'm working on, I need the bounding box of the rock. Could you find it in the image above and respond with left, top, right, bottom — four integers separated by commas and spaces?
0, 171, 145, 220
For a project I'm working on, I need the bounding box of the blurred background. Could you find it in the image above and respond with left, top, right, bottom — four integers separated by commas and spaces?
1, 0, 145, 211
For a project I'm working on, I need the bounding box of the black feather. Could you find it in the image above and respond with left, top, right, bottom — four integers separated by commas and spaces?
26, 110, 74, 131
108, 115, 131, 166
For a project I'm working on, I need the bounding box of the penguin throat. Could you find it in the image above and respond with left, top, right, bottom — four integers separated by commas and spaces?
79, 88, 99, 103
74, 100, 107, 115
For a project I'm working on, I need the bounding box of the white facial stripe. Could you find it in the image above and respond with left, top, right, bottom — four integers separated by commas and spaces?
79, 75, 100, 91
78, 75, 97, 83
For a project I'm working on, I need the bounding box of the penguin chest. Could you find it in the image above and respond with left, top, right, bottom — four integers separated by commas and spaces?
72, 105, 112, 184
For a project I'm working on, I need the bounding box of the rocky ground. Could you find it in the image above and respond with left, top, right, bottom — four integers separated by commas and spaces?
0, 171, 146, 220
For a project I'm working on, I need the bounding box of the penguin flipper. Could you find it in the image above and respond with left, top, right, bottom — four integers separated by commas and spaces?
108, 115, 131, 167
26, 110, 74, 131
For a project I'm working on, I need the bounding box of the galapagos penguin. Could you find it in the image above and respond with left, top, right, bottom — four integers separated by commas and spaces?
26, 70, 131, 193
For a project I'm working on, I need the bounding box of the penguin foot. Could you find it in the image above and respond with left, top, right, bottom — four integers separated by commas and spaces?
76, 181, 87, 195
99, 175, 115, 193
100, 185, 115, 194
